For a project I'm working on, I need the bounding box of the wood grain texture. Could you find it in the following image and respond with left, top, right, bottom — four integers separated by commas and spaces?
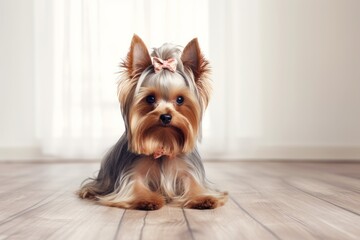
0, 161, 359, 240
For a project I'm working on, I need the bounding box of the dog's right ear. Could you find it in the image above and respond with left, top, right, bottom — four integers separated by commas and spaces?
122, 34, 152, 78
119, 35, 151, 129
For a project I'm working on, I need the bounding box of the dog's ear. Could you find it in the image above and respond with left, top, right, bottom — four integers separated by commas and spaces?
119, 35, 152, 125
181, 38, 211, 108
122, 34, 152, 78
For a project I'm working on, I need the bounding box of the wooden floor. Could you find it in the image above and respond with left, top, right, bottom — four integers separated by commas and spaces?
0, 161, 359, 240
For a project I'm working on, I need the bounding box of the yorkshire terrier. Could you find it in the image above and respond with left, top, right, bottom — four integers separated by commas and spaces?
78, 35, 227, 210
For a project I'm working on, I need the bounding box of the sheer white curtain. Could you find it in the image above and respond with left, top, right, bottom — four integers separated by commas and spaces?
36, 0, 113, 158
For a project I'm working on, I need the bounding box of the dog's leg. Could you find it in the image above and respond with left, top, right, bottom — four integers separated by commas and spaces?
130, 157, 165, 210
130, 181, 165, 210
160, 156, 227, 209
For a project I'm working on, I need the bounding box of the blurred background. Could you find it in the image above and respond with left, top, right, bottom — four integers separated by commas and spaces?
1, 0, 360, 161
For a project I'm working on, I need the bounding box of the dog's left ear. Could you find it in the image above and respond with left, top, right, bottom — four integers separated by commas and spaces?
181, 38, 211, 108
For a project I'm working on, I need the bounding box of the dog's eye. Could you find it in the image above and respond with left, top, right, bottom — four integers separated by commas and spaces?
176, 96, 184, 105
146, 95, 156, 104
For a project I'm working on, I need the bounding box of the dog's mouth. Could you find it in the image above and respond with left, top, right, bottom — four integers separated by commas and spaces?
136, 124, 186, 157
147, 124, 185, 141
158, 123, 181, 130
129, 111, 197, 157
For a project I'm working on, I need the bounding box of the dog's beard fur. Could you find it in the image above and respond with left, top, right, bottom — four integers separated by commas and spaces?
78, 35, 227, 210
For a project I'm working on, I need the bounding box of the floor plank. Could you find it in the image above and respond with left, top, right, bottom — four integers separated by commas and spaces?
0, 161, 359, 240
209, 162, 360, 240
183, 198, 279, 240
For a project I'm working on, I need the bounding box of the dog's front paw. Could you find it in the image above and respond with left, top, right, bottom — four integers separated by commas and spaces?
184, 196, 221, 209
134, 200, 163, 210
132, 194, 165, 211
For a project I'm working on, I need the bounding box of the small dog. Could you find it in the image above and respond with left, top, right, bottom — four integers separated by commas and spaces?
78, 35, 227, 210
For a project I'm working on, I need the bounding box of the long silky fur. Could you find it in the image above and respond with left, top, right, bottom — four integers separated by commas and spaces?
78, 135, 212, 206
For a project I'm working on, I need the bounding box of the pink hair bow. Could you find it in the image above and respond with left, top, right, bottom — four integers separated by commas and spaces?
152, 57, 177, 73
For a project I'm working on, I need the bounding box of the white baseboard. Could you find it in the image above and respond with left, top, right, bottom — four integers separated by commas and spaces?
0, 147, 41, 160
202, 146, 360, 161
0, 147, 99, 162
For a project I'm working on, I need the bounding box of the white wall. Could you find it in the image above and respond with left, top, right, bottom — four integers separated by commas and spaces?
259, 0, 360, 148
0, 0, 37, 152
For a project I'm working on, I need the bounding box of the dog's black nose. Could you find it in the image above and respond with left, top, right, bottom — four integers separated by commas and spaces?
160, 114, 172, 125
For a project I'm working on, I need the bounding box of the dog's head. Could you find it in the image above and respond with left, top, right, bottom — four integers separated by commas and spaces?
118, 35, 211, 158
